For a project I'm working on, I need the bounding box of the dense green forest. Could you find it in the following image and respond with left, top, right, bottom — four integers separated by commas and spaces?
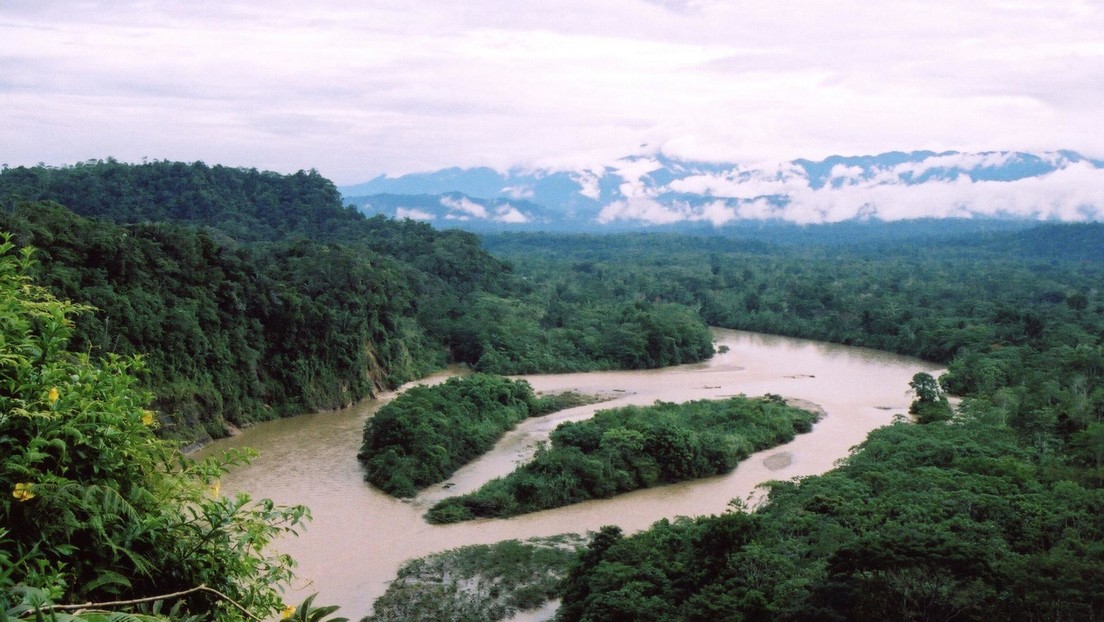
426, 396, 819, 523
0, 162, 714, 442
4, 159, 1104, 620
358, 374, 595, 497
483, 230, 1101, 367
471, 233, 1104, 620
0, 201, 440, 439
556, 414, 1104, 621
0, 237, 332, 622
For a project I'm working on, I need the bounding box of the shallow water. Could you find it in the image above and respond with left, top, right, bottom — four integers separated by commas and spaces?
198, 329, 941, 618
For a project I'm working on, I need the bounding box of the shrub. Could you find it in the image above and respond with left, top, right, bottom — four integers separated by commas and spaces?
0, 236, 319, 621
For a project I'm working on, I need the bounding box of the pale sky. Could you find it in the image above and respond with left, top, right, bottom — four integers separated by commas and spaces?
2, 0, 1102, 184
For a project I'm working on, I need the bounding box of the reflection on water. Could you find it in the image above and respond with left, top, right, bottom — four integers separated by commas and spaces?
197, 329, 941, 618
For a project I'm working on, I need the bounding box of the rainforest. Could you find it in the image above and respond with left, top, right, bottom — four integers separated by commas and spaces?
2, 160, 1103, 622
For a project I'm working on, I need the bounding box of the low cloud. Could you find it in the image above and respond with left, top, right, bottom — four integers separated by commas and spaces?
395, 207, 435, 220
783, 161, 1104, 223
667, 169, 804, 198
571, 171, 603, 200
596, 156, 1104, 225
598, 197, 689, 225
494, 205, 531, 223
501, 185, 534, 199
440, 195, 489, 218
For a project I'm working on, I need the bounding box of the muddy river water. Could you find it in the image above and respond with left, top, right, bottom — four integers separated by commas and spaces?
198, 329, 941, 618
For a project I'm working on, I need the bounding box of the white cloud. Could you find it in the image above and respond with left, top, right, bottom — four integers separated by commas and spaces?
611, 157, 666, 200
440, 195, 489, 219
572, 171, 603, 200
494, 205, 531, 223
695, 200, 739, 226
771, 160, 1104, 224
828, 164, 866, 184
439, 194, 533, 222
597, 197, 688, 224
501, 185, 534, 199
598, 154, 1104, 225
884, 151, 1018, 181
0, 0, 1101, 187
395, 207, 435, 220
667, 170, 807, 198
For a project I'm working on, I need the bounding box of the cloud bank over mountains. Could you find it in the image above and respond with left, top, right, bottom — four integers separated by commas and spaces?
341, 150, 1104, 229
5, 2, 1103, 183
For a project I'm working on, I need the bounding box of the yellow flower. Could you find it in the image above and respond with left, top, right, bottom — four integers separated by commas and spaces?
280, 605, 296, 620
47, 387, 59, 404
208, 479, 221, 498
141, 410, 155, 426
12, 482, 34, 502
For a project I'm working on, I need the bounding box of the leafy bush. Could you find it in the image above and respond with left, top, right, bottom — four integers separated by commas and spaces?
358, 374, 542, 497
425, 396, 821, 522
0, 236, 318, 621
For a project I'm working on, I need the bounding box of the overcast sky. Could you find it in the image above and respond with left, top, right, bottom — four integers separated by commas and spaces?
2, 0, 1102, 184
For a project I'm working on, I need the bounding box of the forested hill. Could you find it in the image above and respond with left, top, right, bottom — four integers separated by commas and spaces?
0, 160, 362, 242
0, 201, 444, 441
0, 161, 716, 442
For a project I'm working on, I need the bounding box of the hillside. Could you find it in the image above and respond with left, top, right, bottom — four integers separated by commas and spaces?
0, 161, 717, 442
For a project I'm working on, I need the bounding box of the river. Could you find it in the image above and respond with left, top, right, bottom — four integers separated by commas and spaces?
197, 328, 941, 619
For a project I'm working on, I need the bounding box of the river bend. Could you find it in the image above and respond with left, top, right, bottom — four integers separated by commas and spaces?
199, 329, 941, 617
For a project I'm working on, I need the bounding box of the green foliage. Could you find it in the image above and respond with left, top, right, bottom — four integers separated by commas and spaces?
0, 202, 441, 442
358, 374, 544, 497
908, 372, 952, 423
484, 231, 1103, 368
0, 164, 718, 442
0, 237, 316, 621
8, 162, 1104, 619
557, 418, 1104, 621
284, 593, 348, 622
475, 230, 1104, 620
425, 396, 820, 522
0, 160, 359, 243
365, 535, 586, 622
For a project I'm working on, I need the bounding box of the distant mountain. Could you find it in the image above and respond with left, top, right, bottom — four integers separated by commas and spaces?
340, 150, 1104, 230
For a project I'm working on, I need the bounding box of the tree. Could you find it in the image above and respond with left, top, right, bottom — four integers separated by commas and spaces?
909, 372, 952, 424
0, 236, 324, 621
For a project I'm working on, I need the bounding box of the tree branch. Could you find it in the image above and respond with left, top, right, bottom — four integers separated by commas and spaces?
28, 584, 264, 621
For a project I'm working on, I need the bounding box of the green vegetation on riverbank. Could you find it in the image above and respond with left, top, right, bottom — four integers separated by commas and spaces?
364, 535, 585, 622
518, 232, 1104, 620
482, 230, 1102, 370
425, 396, 820, 523
358, 375, 600, 497
0, 162, 715, 442
557, 413, 1104, 621
5, 159, 1104, 620
0, 238, 329, 622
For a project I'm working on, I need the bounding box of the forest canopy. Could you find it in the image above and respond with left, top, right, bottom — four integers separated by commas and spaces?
0, 235, 321, 622
0, 162, 716, 442
2, 160, 1103, 620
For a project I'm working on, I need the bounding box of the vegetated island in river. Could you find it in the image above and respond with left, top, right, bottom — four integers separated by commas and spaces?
364, 534, 587, 622
425, 394, 822, 523
358, 373, 602, 497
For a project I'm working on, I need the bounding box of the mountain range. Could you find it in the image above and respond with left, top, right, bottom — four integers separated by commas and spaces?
339, 150, 1104, 232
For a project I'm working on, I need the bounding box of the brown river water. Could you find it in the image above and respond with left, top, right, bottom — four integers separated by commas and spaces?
197, 329, 942, 619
